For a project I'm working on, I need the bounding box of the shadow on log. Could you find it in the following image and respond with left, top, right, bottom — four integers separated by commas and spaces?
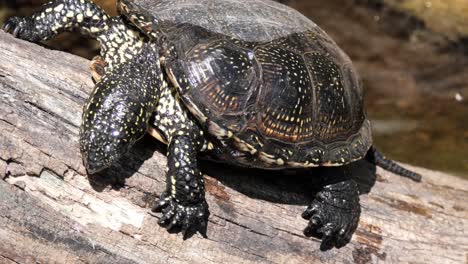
0, 32, 467, 263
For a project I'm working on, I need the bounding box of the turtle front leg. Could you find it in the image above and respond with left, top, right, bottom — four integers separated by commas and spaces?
148, 83, 209, 235
2, 0, 110, 42
302, 176, 361, 250
2, 0, 143, 72
152, 131, 209, 235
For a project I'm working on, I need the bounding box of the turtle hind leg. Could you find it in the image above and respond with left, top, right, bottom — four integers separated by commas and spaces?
367, 146, 422, 182
2, 0, 111, 42
303, 176, 361, 250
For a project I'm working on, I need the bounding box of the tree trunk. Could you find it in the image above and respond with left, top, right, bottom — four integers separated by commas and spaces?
0, 32, 467, 264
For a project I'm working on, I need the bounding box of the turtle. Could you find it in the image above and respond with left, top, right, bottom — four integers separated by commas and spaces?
2, 0, 421, 250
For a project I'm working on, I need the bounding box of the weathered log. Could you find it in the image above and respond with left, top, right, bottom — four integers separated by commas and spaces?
0, 32, 467, 264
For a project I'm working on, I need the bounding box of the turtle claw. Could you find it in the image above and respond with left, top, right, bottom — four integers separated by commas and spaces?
303, 200, 358, 250
12, 26, 21, 37
2, 17, 22, 34
2, 22, 11, 32
152, 192, 209, 238
301, 201, 320, 219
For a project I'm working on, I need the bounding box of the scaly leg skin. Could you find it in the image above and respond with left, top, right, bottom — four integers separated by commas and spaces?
152, 133, 209, 237
2, 0, 110, 42
147, 83, 210, 236
1, 0, 161, 173
2, 0, 144, 71
302, 179, 361, 251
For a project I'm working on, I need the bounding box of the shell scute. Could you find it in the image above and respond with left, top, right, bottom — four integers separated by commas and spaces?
125, 0, 373, 167
305, 52, 355, 142
255, 44, 315, 142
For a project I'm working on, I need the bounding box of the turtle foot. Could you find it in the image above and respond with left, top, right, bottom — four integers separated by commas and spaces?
302, 181, 360, 250
152, 192, 209, 238
2, 17, 40, 42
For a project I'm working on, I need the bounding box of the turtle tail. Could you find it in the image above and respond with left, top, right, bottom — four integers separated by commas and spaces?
367, 146, 422, 182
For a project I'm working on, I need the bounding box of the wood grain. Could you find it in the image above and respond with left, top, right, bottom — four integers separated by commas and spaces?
0, 32, 467, 264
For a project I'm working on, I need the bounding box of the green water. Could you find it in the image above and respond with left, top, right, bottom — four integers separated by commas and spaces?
368, 94, 468, 178
289, 0, 468, 178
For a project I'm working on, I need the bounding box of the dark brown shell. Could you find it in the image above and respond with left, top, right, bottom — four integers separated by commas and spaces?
122, 0, 319, 42
125, 0, 372, 167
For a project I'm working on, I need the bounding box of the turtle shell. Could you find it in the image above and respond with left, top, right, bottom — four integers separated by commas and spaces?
121, 0, 372, 168
120, 0, 318, 42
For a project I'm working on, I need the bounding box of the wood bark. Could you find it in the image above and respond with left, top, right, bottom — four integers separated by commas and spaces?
0, 32, 467, 264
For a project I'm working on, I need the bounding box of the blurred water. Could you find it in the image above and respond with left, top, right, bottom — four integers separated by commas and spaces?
289, 0, 468, 177
1, 0, 466, 177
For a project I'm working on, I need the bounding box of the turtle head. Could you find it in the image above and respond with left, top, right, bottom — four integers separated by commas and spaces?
79, 75, 156, 174
80, 123, 133, 174
79, 85, 149, 174
80, 43, 162, 174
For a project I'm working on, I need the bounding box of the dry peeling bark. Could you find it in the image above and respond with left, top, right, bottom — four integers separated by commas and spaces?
0, 32, 467, 264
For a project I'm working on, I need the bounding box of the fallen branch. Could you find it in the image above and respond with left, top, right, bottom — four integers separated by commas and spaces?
0, 32, 467, 263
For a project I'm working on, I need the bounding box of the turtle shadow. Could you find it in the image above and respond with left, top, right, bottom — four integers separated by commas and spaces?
201, 156, 377, 250
88, 136, 377, 205
201, 157, 377, 206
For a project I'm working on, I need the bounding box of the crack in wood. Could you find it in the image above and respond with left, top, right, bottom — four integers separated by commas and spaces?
0, 254, 21, 264
24, 99, 79, 129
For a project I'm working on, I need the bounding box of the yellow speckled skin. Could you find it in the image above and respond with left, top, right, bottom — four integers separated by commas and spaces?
80, 42, 161, 173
